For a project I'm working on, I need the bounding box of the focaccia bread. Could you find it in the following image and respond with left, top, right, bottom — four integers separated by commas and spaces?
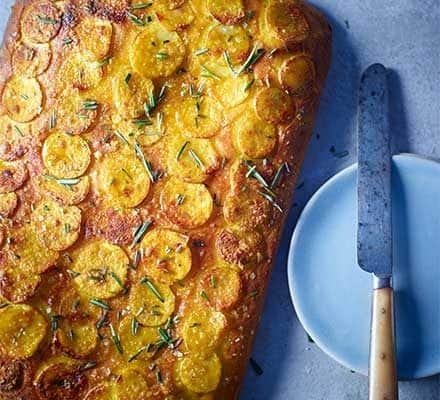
0, 1, 331, 399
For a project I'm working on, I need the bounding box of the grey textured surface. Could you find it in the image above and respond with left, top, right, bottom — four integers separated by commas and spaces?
0, 1, 439, 400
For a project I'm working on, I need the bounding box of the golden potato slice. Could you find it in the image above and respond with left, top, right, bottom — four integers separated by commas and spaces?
115, 367, 150, 400
71, 239, 129, 300
207, 0, 245, 25
32, 200, 82, 251
254, 87, 294, 124
84, 384, 114, 400
21, 1, 62, 44
176, 95, 222, 138
2, 76, 43, 122
216, 228, 266, 266
38, 175, 90, 206
34, 358, 87, 400
1, 225, 58, 274
113, 114, 164, 147
279, 54, 316, 94
232, 113, 277, 159
203, 24, 250, 63
113, 71, 154, 119
129, 281, 175, 326
59, 52, 103, 91
12, 42, 51, 77
0, 116, 32, 161
42, 132, 91, 179
75, 16, 113, 60
0, 160, 28, 193
264, 0, 310, 46
118, 316, 159, 361
182, 307, 226, 354
167, 137, 220, 183
0, 267, 41, 303
198, 268, 241, 310
0, 304, 47, 359
56, 88, 98, 134
177, 353, 222, 393
154, 0, 195, 31
213, 73, 253, 107
160, 178, 213, 229
129, 23, 185, 79
96, 149, 150, 208
139, 229, 191, 284
56, 319, 98, 357
0, 192, 18, 217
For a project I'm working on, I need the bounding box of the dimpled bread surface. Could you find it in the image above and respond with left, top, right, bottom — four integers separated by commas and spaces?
0, 1, 331, 399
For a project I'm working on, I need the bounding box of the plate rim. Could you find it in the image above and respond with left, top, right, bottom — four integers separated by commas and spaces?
287, 153, 440, 380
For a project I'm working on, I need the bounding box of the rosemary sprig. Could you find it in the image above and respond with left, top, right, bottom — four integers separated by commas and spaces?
83, 99, 98, 110
195, 47, 209, 56
37, 15, 58, 25
134, 141, 155, 183
201, 65, 221, 80
257, 190, 283, 213
176, 141, 189, 161
131, 220, 152, 247
129, 2, 153, 10
109, 323, 123, 354
188, 149, 204, 168
127, 11, 146, 26
236, 45, 265, 75
140, 277, 165, 303
89, 298, 111, 311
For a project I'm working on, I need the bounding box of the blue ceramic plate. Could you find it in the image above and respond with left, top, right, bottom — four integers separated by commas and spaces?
288, 154, 440, 380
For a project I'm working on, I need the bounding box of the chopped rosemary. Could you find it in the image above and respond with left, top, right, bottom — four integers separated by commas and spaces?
109, 271, 124, 289
131, 317, 139, 336
156, 369, 163, 384
155, 52, 169, 60
132, 118, 152, 128
175, 194, 185, 205
129, 2, 153, 10
200, 290, 209, 301
50, 315, 61, 332
131, 220, 152, 247
37, 15, 58, 25
134, 141, 155, 183
62, 37, 74, 45
245, 161, 269, 188
195, 47, 209, 56
79, 361, 97, 371
127, 11, 146, 26
144, 85, 167, 116
141, 277, 165, 303
258, 190, 283, 213
157, 327, 173, 347
114, 130, 129, 145
244, 78, 255, 92
83, 99, 98, 110
200, 65, 221, 80
236, 45, 265, 75
188, 149, 204, 168
49, 110, 56, 129
210, 275, 217, 288
64, 223, 71, 234
125, 73, 132, 85
121, 168, 132, 180
271, 163, 286, 189
176, 141, 189, 161
89, 298, 110, 311
56, 177, 81, 185
128, 345, 147, 362
97, 55, 112, 67
109, 323, 123, 354
223, 50, 235, 74
13, 125, 24, 137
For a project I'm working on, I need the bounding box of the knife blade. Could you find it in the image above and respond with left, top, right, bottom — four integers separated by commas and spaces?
357, 63, 398, 400
357, 63, 392, 278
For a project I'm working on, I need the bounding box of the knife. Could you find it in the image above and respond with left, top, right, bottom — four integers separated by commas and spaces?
357, 63, 398, 400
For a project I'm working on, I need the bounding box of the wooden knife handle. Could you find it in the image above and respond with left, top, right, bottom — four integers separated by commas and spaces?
369, 287, 398, 400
